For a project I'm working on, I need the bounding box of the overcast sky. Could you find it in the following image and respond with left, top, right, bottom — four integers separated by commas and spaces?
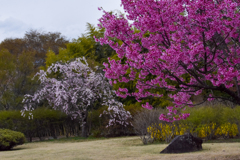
0, 0, 124, 42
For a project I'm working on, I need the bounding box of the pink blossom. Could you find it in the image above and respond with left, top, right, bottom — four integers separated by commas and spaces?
97, 0, 240, 122
142, 102, 153, 110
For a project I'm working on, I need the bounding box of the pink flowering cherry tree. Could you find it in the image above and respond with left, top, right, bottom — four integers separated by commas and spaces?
96, 0, 240, 122
22, 57, 131, 137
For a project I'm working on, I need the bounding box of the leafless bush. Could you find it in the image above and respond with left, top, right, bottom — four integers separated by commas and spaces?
132, 108, 165, 144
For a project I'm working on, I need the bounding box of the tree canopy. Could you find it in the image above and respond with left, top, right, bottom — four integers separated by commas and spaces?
0, 30, 69, 68
97, 0, 240, 122
22, 58, 132, 137
44, 23, 116, 68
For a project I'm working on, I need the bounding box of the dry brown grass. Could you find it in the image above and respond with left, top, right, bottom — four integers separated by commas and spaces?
1, 137, 240, 160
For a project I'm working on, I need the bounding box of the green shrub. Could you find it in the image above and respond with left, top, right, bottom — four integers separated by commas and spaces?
88, 106, 107, 132
181, 105, 225, 139
91, 129, 102, 138
124, 103, 142, 116
0, 129, 25, 151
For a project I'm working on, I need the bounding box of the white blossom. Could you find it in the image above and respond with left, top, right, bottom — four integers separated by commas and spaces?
22, 57, 131, 127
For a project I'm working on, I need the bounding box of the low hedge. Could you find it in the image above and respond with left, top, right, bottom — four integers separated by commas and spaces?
0, 108, 80, 141
0, 129, 25, 151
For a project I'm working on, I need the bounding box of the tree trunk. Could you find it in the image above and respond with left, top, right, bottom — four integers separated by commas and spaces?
64, 124, 69, 138
28, 132, 32, 142
81, 111, 88, 138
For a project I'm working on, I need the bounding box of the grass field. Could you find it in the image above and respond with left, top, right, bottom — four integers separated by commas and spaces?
1, 136, 240, 160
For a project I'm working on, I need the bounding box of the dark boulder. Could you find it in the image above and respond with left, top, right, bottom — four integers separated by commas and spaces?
160, 133, 203, 153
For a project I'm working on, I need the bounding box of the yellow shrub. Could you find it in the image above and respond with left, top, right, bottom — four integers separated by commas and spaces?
148, 122, 239, 141
197, 123, 216, 138
148, 123, 186, 141
215, 123, 238, 137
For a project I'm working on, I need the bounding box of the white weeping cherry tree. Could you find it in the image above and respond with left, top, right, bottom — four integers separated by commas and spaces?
22, 57, 132, 137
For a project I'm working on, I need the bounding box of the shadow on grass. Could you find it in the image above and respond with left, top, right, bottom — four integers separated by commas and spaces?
204, 137, 240, 143
154, 138, 240, 145
159, 149, 207, 155
26, 136, 108, 144
1, 147, 27, 152
52, 136, 107, 143
131, 137, 240, 147
131, 140, 168, 147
